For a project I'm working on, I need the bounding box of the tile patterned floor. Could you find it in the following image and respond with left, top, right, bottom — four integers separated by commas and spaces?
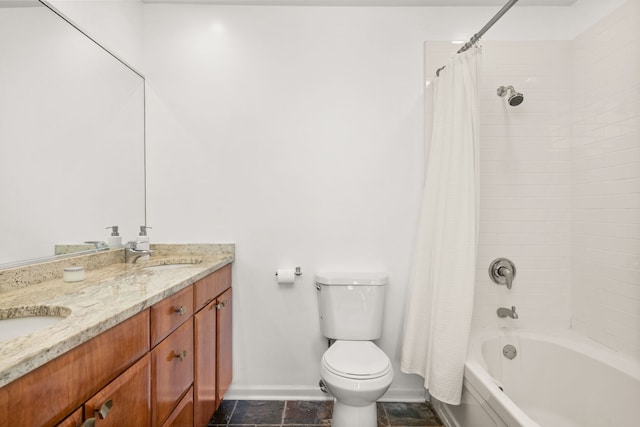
209, 400, 444, 427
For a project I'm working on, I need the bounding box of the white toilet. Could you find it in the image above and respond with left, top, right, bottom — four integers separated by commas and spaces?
315, 272, 394, 427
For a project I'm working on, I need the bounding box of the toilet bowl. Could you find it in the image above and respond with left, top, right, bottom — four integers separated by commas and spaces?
320, 340, 394, 427
315, 272, 393, 427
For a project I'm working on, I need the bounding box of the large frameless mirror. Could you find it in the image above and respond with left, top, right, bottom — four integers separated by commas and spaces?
0, 0, 145, 267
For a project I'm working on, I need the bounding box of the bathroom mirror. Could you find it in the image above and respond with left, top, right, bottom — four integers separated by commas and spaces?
0, 0, 145, 266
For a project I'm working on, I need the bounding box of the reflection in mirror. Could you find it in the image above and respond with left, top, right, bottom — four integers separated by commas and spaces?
0, 0, 145, 267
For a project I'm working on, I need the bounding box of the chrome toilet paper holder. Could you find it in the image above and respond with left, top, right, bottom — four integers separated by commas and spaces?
275, 267, 303, 277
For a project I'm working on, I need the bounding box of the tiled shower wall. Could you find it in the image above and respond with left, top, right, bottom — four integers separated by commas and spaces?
425, 41, 573, 331
426, 0, 640, 359
570, 0, 640, 358
474, 42, 573, 330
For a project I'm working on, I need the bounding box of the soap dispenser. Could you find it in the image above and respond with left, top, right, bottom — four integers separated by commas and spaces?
106, 225, 122, 248
137, 225, 152, 261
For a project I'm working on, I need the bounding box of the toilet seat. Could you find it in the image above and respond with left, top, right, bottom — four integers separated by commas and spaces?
322, 340, 391, 380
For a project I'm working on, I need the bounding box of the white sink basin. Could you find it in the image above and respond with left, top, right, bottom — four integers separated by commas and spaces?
0, 306, 70, 343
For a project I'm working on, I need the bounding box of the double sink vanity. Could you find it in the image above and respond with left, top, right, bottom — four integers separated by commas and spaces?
0, 244, 234, 427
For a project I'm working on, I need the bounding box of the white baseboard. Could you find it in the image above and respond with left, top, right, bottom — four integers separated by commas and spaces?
380, 386, 427, 402
224, 384, 426, 402
224, 385, 332, 401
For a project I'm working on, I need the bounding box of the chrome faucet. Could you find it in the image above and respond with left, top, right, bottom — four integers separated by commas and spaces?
497, 306, 519, 319
125, 240, 154, 264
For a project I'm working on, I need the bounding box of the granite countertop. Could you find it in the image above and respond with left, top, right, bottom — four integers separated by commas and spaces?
0, 243, 234, 388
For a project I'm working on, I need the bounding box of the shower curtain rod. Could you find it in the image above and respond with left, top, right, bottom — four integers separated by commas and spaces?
436, 0, 519, 76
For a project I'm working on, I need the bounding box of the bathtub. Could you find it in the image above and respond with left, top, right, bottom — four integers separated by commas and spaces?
433, 329, 640, 427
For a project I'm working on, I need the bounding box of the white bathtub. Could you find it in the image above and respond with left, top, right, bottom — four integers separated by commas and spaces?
433, 329, 640, 427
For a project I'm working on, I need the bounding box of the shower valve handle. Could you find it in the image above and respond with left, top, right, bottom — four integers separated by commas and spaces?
489, 258, 516, 290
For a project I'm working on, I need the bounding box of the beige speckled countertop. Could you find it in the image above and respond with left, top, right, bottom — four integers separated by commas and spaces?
0, 243, 234, 388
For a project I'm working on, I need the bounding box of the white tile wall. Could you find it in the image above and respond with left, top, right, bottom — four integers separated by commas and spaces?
425, 41, 574, 331
571, 0, 640, 359
427, 0, 640, 359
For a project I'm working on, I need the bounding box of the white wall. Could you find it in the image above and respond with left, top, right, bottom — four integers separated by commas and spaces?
47, 0, 144, 70
571, 0, 640, 359
143, 4, 429, 400
141, 2, 626, 400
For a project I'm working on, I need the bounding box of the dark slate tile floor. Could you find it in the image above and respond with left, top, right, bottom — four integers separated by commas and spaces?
209, 400, 444, 427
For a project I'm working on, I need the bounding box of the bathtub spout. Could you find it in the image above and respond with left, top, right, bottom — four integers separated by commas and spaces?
497, 306, 519, 319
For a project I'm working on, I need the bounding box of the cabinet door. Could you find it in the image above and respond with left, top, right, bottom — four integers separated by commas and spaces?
83, 353, 151, 427
216, 288, 233, 405
151, 318, 194, 427
194, 300, 216, 427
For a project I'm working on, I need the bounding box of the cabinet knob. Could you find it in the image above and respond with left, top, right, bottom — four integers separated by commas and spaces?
215, 300, 227, 310
96, 399, 113, 420
174, 350, 187, 361
79, 394, 113, 426
175, 306, 186, 316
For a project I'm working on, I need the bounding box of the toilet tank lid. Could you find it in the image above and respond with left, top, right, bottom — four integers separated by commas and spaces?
314, 272, 388, 286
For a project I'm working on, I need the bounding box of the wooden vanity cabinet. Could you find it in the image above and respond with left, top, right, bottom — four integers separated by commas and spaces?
0, 262, 232, 427
193, 265, 232, 427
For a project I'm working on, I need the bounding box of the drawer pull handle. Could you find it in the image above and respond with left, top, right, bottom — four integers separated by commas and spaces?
174, 350, 187, 361
97, 399, 113, 419
215, 300, 227, 310
175, 306, 186, 315
81, 419, 96, 427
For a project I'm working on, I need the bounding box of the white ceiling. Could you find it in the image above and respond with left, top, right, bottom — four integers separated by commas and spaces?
143, 0, 579, 6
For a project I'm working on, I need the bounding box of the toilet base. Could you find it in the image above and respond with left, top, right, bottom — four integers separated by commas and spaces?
332, 400, 377, 427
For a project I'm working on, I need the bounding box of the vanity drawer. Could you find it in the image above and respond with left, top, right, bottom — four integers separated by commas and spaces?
150, 286, 193, 347
151, 318, 194, 427
194, 264, 231, 311
83, 353, 151, 427
161, 387, 193, 427
55, 407, 83, 427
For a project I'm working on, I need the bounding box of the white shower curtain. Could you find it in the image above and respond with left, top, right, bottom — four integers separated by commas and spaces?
401, 47, 481, 405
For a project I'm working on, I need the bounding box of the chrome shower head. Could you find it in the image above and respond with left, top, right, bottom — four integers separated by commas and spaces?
497, 85, 524, 106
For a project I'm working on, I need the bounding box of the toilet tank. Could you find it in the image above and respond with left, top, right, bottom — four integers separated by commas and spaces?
315, 272, 388, 340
